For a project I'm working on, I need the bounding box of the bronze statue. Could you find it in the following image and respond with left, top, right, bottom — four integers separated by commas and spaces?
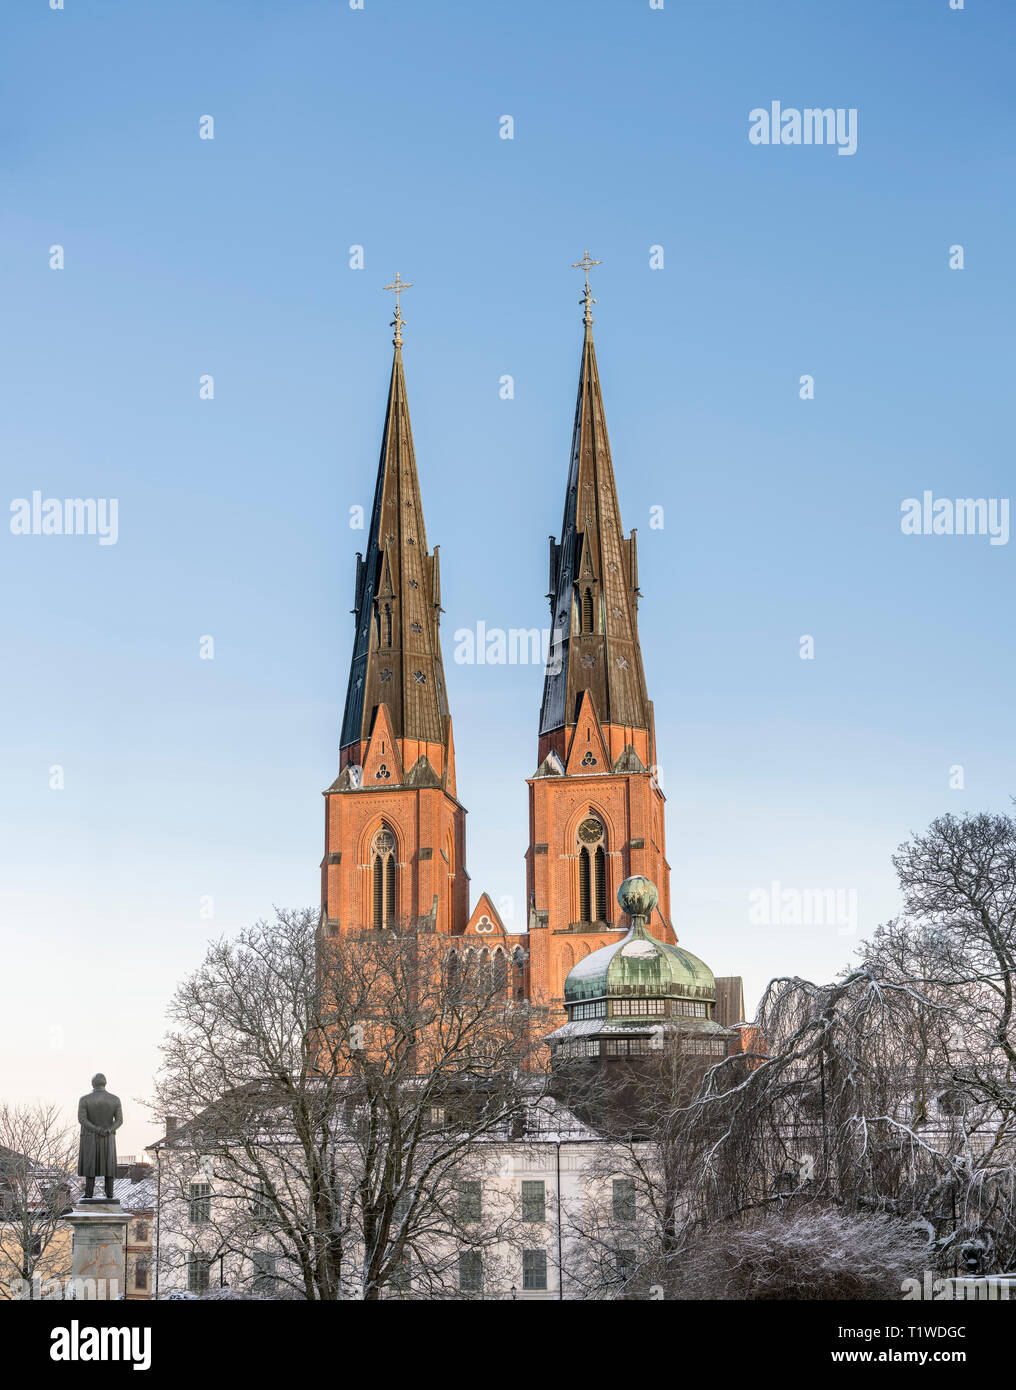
77, 1074, 123, 1201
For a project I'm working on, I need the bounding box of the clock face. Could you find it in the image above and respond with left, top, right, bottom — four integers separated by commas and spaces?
578, 817, 603, 845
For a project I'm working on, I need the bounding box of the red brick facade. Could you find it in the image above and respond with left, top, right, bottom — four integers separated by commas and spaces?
321, 319, 678, 1039
321, 706, 468, 936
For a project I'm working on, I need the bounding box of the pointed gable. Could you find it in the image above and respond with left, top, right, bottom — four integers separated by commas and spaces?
464, 894, 508, 939
539, 322, 652, 737
361, 703, 405, 787
565, 690, 611, 776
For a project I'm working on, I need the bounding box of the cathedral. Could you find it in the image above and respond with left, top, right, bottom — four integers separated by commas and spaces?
318, 262, 745, 1051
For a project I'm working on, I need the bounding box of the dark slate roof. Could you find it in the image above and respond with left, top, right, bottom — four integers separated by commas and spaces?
540, 325, 653, 736
339, 345, 451, 754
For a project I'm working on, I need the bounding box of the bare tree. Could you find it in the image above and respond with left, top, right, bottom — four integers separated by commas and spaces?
0, 1103, 76, 1301
556, 1047, 736, 1299
153, 908, 546, 1300
560, 809, 1016, 1294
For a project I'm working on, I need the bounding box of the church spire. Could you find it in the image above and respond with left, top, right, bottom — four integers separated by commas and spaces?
339, 285, 451, 765
539, 259, 652, 738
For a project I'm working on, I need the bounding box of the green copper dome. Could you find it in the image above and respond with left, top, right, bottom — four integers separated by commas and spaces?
564, 928, 715, 1003
563, 887, 715, 1005
616, 875, 658, 919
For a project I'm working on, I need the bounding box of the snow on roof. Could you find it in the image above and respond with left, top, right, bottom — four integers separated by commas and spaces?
566, 937, 624, 983
112, 1176, 155, 1211
546, 1018, 660, 1040
619, 938, 659, 960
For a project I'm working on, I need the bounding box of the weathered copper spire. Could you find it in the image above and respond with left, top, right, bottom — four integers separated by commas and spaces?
339, 292, 450, 760
540, 269, 652, 737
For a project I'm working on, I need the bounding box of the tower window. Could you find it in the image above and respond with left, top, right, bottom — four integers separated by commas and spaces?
594, 845, 606, 918
371, 827, 397, 928
581, 587, 594, 633
579, 851, 591, 922
576, 817, 607, 923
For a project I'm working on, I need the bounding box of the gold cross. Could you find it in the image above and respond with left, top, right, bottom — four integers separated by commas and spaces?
572, 249, 602, 325
383, 271, 413, 346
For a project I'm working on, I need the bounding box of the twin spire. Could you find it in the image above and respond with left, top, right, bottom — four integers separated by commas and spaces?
341, 253, 651, 765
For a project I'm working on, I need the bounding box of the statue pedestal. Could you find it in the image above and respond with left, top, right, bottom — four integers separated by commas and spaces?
66, 1201, 130, 1300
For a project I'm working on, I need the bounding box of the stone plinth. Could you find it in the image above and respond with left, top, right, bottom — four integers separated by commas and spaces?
65, 1200, 130, 1300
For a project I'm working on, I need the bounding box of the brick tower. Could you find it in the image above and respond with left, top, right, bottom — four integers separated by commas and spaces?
320, 282, 468, 939
525, 259, 674, 1024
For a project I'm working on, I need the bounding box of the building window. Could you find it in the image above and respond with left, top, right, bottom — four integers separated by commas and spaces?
458, 1250, 483, 1293
584, 1040, 601, 1057
616, 1249, 635, 1282
581, 586, 594, 634
390, 1254, 412, 1292
673, 999, 708, 1018
612, 1178, 636, 1222
371, 826, 397, 928
682, 1038, 728, 1056
186, 1253, 211, 1294
602, 1038, 652, 1057
570, 1000, 607, 1021
612, 999, 665, 1017
522, 1249, 548, 1291
576, 816, 607, 922
458, 1180, 481, 1224
188, 1182, 211, 1225
134, 1257, 148, 1290
252, 1249, 276, 1295
134, 1221, 148, 1242
251, 1183, 272, 1220
521, 1180, 545, 1223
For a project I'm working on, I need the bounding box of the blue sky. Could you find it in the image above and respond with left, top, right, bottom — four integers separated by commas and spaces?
2, 0, 1013, 1150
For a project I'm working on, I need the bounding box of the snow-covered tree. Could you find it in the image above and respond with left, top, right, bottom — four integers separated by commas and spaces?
675, 1208, 928, 1300
0, 1104, 76, 1300
153, 908, 545, 1300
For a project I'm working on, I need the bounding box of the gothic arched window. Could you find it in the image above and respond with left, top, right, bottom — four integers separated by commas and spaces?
512, 946, 526, 1001
371, 826, 397, 929
444, 950, 459, 993
493, 948, 508, 995
577, 816, 608, 923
